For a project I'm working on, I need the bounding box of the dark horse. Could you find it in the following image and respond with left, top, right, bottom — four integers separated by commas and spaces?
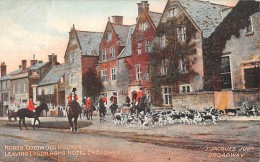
8, 109, 17, 121
98, 100, 106, 122
17, 103, 49, 130
136, 95, 151, 117
67, 100, 82, 132
110, 103, 118, 118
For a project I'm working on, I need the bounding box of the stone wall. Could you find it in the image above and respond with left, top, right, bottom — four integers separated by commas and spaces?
171, 92, 214, 111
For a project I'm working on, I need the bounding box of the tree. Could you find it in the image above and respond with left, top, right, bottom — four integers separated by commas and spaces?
82, 68, 103, 98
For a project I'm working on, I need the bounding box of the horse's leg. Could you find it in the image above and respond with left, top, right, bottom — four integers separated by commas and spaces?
37, 118, 41, 129
19, 118, 22, 130
68, 116, 74, 132
23, 118, 28, 130
87, 110, 90, 120
74, 117, 78, 132
33, 118, 36, 130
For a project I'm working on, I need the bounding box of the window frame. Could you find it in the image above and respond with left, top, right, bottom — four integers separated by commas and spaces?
169, 7, 176, 17
160, 34, 166, 48
138, 41, 142, 55
69, 73, 77, 85
145, 40, 151, 52
111, 68, 116, 81
179, 84, 192, 93
101, 69, 107, 82
220, 55, 232, 89
136, 66, 142, 81
162, 86, 172, 105
110, 46, 115, 58
161, 59, 168, 75
102, 49, 107, 61
106, 32, 112, 42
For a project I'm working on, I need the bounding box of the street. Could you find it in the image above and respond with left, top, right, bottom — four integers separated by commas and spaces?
0, 114, 259, 162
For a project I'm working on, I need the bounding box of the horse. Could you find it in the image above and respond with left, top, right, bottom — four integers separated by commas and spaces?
98, 100, 106, 122
110, 103, 118, 118
136, 95, 151, 117
17, 103, 49, 130
83, 105, 96, 120
67, 100, 82, 132
7, 109, 17, 121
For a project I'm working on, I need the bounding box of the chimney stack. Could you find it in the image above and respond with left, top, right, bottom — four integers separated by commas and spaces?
48, 53, 57, 66
1, 62, 6, 77
21, 60, 27, 72
112, 16, 123, 25
30, 54, 38, 66
137, 1, 150, 16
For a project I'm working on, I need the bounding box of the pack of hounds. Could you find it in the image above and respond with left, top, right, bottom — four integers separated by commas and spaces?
111, 106, 259, 129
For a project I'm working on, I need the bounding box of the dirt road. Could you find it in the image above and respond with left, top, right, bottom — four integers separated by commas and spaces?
0, 114, 259, 162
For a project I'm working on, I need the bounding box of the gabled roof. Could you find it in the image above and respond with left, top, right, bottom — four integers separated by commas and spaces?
112, 24, 131, 46
38, 64, 67, 86
76, 31, 103, 56
178, 0, 232, 38
148, 11, 162, 27
0, 69, 22, 81
28, 62, 48, 70
118, 25, 136, 59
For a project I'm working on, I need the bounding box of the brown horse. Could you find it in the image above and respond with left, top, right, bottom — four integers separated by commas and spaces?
67, 100, 82, 132
17, 103, 49, 130
83, 105, 96, 120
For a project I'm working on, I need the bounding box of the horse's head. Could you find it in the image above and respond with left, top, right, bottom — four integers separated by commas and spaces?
41, 103, 49, 112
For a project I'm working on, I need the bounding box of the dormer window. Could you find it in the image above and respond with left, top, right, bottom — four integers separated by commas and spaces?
140, 22, 148, 31
169, 7, 176, 17
106, 32, 112, 42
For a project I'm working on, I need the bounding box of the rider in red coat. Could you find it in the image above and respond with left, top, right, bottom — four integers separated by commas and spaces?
28, 98, 35, 112
86, 97, 92, 109
136, 87, 143, 102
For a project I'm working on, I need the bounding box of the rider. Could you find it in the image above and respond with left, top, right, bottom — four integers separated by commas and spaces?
67, 88, 81, 112
28, 98, 36, 113
67, 88, 78, 106
136, 87, 143, 105
110, 93, 117, 105
86, 97, 92, 109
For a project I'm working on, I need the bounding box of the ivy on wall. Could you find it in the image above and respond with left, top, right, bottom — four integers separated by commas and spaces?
150, 13, 198, 106
203, 1, 260, 91
82, 68, 103, 98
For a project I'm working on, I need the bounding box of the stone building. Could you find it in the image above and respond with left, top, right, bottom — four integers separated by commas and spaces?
203, 1, 260, 109
64, 25, 103, 103
150, 0, 231, 108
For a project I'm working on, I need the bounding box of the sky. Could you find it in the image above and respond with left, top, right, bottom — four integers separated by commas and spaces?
0, 0, 239, 73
